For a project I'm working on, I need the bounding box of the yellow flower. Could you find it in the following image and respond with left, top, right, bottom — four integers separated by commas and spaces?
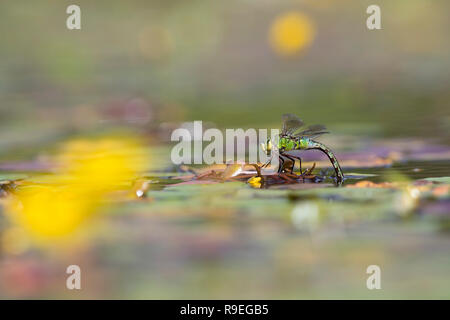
247, 176, 262, 189
56, 137, 147, 193
6, 186, 98, 239
269, 12, 315, 56
5, 136, 148, 242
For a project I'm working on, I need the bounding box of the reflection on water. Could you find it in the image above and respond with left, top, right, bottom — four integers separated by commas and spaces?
345, 160, 450, 184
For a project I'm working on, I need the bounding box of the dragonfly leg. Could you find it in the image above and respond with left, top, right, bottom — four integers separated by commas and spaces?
299, 157, 302, 174
277, 155, 285, 174
261, 158, 271, 168
285, 155, 303, 175
293, 156, 302, 174
283, 155, 297, 174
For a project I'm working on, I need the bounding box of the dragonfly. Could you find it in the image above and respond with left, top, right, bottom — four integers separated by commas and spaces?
261, 114, 344, 184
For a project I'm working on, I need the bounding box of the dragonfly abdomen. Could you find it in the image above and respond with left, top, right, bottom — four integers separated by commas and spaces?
308, 140, 344, 183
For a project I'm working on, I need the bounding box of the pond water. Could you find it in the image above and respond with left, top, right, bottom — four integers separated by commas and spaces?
0, 147, 449, 299
345, 160, 450, 184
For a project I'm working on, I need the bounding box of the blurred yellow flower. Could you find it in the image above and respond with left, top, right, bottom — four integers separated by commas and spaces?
5, 136, 148, 242
56, 137, 147, 193
269, 12, 315, 56
6, 186, 98, 239
247, 176, 262, 189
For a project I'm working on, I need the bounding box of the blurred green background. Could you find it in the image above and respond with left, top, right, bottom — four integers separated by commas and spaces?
0, 0, 449, 153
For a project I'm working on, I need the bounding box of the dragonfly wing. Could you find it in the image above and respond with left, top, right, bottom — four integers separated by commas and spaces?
295, 124, 329, 138
281, 114, 304, 135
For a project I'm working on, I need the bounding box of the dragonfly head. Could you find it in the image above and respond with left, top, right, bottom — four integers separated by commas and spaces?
261, 138, 274, 156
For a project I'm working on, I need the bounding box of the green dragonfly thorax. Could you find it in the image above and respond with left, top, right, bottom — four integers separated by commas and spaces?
278, 136, 310, 152
262, 136, 315, 155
